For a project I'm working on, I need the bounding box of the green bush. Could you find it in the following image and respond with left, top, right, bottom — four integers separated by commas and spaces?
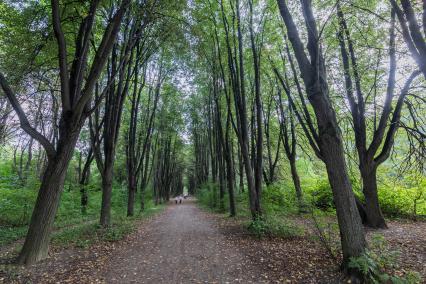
262, 182, 297, 212
0, 188, 36, 226
0, 179, 161, 247
247, 215, 304, 238
309, 179, 334, 210
378, 184, 425, 218
196, 182, 221, 210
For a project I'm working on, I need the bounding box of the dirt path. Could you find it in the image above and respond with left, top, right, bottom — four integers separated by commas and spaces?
95, 200, 261, 283
3, 201, 423, 283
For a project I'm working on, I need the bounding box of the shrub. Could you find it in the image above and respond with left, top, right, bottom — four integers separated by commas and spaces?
247, 215, 304, 238
310, 180, 334, 210
378, 184, 425, 219
196, 182, 221, 210
0, 188, 36, 226
261, 181, 307, 215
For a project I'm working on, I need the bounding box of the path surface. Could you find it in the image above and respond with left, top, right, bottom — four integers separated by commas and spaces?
3, 201, 423, 283
96, 200, 260, 283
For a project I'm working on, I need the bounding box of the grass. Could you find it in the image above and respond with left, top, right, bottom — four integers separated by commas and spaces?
0, 182, 164, 248
52, 204, 164, 248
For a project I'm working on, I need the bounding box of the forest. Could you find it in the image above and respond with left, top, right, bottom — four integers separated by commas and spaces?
0, 0, 425, 283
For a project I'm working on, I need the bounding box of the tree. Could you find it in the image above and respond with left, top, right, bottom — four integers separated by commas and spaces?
336, 5, 420, 228
276, 0, 366, 273
126, 57, 161, 215
0, 0, 130, 264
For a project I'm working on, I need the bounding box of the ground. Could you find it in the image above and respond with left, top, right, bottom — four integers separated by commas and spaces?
0, 200, 425, 283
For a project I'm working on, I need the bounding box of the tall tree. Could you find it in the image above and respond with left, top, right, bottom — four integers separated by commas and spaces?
336, 5, 420, 228
276, 0, 366, 273
0, 0, 130, 264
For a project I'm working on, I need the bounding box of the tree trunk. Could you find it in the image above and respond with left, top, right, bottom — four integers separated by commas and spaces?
361, 167, 387, 228
320, 131, 366, 265
225, 143, 236, 216
238, 148, 244, 193
80, 185, 88, 215
235, 0, 260, 219
79, 150, 93, 215
17, 134, 78, 265
127, 175, 137, 216
140, 184, 145, 211
289, 158, 303, 211
218, 154, 225, 211
276, 0, 366, 270
100, 161, 113, 227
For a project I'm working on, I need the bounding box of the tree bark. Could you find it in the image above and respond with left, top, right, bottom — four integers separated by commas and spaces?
127, 175, 137, 216
361, 166, 386, 228
289, 158, 303, 210
100, 160, 114, 226
17, 132, 79, 264
79, 150, 93, 214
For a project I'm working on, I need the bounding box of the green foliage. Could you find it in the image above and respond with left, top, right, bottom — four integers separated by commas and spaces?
51, 205, 164, 248
0, 226, 29, 247
0, 179, 162, 247
262, 182, 299, 213
247, 215, 304, 239
196, 182, 220, 211
0, 188, 36, 227
306, 179, 335, 211
349, 235, 422, 284
378, 175, 425, 218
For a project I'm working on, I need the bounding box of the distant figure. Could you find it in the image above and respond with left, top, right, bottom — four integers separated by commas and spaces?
175, 195, 183, 204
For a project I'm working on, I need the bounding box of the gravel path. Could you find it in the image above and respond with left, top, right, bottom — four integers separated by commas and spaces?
97, 200, 261, 283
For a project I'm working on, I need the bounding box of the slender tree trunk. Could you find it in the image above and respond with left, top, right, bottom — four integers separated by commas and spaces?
238, 147, 244, 193
235, 0, 260, 219
79, 149, 93, 215
218, 149, 225, 211
276, 0, 366, 271
100, 160, 114, 227
140, 184, 146, 211
225, 139, 236, 216
80, 175, 89, 214
127, 175, 137, 216
289, 157, 303, 211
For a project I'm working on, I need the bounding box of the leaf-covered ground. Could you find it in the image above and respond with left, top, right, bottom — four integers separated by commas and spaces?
0, 200, 424, 283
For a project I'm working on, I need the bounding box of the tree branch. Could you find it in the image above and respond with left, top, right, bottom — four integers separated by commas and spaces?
51, 0, 71, 111
0, 73, 56, 160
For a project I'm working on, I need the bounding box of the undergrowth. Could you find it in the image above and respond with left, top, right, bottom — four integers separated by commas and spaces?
247, 215, 304, 238
348, 235, 422, 284
0, 182, 163, 247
